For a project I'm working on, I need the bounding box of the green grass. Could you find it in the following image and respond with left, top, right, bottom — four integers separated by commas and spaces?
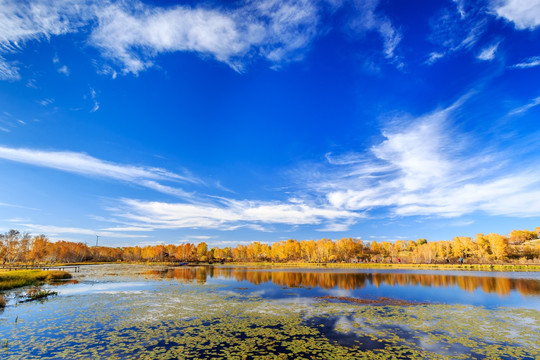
0, 270, 72, 291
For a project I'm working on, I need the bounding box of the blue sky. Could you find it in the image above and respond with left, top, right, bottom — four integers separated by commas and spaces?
0, 0, 539, 247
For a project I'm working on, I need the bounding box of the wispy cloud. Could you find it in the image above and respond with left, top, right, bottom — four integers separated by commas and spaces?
508, 96, 540, 115
426, 3, 487, 64
490, 0, 540, 30
0, 55, 19, 80
108, 197, 360, 232
19, 223, 149, 239
0, 0, 322, 76
303, 97, 540, 219
477, 42, 500, 61
89, 88, 99, 112
0, 0, 86, 79
38, 98, 54, 106
57, 65, 69, 75
0, 145, 199, 197
510, 56, 540, 69
0, 0, 406, 77
89, 0, 322, 74
348, 0, 402, 66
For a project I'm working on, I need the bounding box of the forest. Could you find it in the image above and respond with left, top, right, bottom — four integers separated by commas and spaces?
0, 228, 539, 265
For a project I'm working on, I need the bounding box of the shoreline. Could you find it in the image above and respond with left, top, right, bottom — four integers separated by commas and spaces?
218, 262, 540, 271
3, 262, 540, 272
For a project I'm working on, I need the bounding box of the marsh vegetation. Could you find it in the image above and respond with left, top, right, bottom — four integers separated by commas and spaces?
0, 264, 538, 359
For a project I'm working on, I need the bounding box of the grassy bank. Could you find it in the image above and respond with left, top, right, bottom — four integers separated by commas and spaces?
220, 262, 540, 271
0, 270, 72, 291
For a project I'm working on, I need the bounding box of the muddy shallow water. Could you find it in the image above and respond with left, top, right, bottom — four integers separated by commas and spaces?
0, 264, 539, 359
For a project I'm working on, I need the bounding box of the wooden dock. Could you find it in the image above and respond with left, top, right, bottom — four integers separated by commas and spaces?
0, 265, 81, 272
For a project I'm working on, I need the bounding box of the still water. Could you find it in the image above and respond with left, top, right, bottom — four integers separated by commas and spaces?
0, 264, 539, 359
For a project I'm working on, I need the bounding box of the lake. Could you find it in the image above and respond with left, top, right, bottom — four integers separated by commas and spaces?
1, 264, 539, 359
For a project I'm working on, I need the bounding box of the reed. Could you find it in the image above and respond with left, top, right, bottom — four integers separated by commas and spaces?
0, 270, 72, 291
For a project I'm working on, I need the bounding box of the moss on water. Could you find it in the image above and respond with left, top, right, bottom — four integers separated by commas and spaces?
0, 279, 538, 359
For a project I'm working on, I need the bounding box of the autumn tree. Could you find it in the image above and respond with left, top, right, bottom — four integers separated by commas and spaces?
509, 229, 537, 245
196, 242, 208, 261
28, 234, 49, 263
485, 233, 508, 260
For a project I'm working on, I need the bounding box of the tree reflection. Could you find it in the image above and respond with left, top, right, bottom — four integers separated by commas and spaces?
145, 267, 540, 296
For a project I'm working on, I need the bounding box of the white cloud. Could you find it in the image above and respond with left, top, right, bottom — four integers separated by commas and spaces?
0, 145, 198, 196
477, 42, 499, 61
57, 65, 69, 75
510, 56, 540, 69
0, 0, 322, 76
491, 0, 540, 30
0, 144, 361, 231
89, 0, 321, 74
508, 96, 540, 115
325, 152, 364, 165
0, 1, 79, 48
426, 52, 444, 65
38, 98, 54, 106
349, 0, 402, 65
20, 223, 149, 239
110, 197, 360, 231
0, 55, 19, 80
309, 98, 540, 219
89, 88, 99, 112
0, 0, 87, 80
0, 0, 404, 77
427, 4, 487, 64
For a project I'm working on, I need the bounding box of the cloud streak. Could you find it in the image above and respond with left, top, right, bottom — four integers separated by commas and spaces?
109, 197, 361, 232
477, 42, 499, 61
19, 223, 149, 239
427, 5, 486, 64
510, 56, 540, 69
0, 145, 198, 197
508, 96, 540, 115
348, 0, 402, 65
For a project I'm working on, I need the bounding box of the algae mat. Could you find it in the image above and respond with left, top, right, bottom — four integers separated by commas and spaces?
0, 281, 538, 359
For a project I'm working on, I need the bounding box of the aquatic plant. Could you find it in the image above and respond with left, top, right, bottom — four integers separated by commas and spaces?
0, 277, 538, 360
25, 288, 58, 301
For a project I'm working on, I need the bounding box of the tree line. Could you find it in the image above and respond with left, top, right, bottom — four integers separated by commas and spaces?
0, 228, 539, 265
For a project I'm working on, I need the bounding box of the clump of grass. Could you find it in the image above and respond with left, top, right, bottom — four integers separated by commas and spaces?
26, 288, 57, 301
46, 270, 72, 281
0, 294, 6, 308
0, 270, 72, 291
0, 270, 44, 291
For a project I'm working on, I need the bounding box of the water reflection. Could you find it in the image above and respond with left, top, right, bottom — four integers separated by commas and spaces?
144, 267, 540, 297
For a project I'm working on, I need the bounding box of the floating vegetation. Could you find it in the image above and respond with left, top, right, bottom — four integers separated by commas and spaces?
0, 295, 5, 309
24, 288, 58, 302
0, 275, 538, 360
316, 296, 428, 306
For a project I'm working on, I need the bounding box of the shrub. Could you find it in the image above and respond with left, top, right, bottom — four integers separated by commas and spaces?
46, 271, 72, 280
